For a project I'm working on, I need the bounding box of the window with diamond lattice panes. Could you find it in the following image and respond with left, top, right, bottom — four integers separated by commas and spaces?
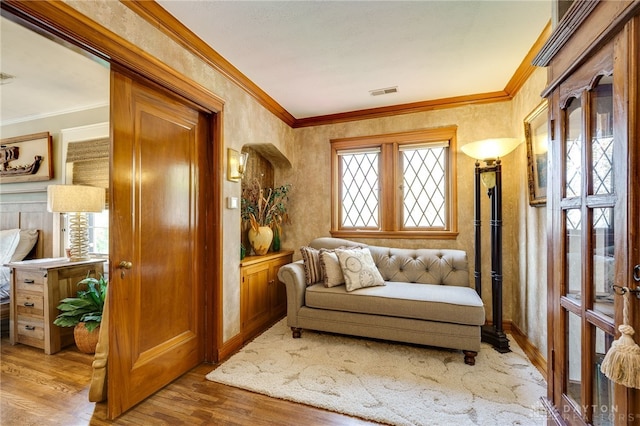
339, 149, 379, 228
331, 127, 457, 238
401, 144, 446, 228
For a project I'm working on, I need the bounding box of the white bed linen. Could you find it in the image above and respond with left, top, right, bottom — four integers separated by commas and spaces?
1, 229, 39, 300
0, 229, 21, 300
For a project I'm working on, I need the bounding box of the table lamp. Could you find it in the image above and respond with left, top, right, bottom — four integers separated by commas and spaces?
47, 185, 105, 261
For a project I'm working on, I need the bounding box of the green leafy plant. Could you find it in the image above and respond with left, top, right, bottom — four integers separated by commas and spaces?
53, 274, 107, 333
241, 178, 291, 232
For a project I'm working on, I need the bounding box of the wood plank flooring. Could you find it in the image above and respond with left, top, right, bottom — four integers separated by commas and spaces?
1, 338, 379, 425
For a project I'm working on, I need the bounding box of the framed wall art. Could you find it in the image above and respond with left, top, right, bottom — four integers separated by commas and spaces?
524, 101, 548, 207
0, 131, 53, 184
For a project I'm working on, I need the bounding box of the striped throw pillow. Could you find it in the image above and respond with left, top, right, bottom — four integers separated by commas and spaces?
300, 246, 322, 285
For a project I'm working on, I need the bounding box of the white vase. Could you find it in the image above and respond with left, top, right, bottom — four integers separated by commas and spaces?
248, 226, 273, 256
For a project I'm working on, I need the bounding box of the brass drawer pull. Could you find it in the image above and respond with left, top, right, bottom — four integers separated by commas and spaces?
25, 325, 36, 331
23, 279, 35, 284
23, 302, 35, 308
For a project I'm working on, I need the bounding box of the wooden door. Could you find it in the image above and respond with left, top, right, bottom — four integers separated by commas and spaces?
108, 70, 207, 418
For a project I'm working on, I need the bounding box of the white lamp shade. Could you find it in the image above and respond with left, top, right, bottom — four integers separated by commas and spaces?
47, 185, 105, 213
460, 138, 522, 161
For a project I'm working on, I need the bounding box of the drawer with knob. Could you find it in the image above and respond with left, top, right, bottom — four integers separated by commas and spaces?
15, 293, 44, 317
15, 270, 45, 293
16, 316, 45, 347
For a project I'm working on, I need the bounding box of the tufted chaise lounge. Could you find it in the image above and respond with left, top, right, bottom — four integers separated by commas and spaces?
277, 237, 486, 365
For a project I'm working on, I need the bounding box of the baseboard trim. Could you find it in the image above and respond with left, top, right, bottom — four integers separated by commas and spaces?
217, 332, 244, 362
483, 320, 547, 380
509, 322, 548, 381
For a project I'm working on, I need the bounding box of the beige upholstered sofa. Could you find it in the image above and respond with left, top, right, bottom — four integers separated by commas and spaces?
277, 237, 485, 365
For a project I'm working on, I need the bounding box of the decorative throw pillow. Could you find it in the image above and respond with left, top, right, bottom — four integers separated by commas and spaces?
335, 247, 385, 292
300, 246, 323, 285
319, 249, 345, 287
11, 229, 39, 262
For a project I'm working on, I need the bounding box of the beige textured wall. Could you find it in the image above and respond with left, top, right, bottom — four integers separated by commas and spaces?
511, 67, 548, 357
63, 1, 548, 354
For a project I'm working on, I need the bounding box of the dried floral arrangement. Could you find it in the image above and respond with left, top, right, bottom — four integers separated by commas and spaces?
241, 179, 291, 232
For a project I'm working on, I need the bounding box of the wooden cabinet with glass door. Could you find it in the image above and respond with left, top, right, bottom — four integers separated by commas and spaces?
534, 1, 640, 424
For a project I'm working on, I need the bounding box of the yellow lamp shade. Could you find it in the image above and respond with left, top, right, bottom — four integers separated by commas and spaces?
47, 185, 105, 213
460, 138, 521, 161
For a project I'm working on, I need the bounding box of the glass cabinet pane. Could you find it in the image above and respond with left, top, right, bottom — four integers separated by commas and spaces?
593, 207, 615, 319
593, 327, 615, 425
565, 98, 583, 198
590, 75, 614, 195
567, 311, 582, 408
566, 209, 582, 301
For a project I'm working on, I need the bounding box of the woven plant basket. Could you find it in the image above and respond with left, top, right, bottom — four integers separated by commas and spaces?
74, 322, 100, 354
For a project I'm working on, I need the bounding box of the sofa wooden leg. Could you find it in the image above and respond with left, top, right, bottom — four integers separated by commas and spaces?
291, 327, 302, 338
463, 351, 477, 366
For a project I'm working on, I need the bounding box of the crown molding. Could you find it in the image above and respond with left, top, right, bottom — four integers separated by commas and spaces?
533, 0, 600, 67
121, 0, 296, 127
124, 1, 550, 128
504, 21, 552, 95
536, 0, 640, 98
293, 91, 511, 128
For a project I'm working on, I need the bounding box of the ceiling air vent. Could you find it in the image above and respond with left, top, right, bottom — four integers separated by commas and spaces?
369, 86, 398, 96
0, 72, 16, 85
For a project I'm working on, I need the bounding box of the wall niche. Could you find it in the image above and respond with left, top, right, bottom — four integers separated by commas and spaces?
242, 146, 274, 190
240, 143, 292, 254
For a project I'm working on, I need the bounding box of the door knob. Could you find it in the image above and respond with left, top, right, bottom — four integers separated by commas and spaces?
118, 261, 133, 269
118, 261, 133, 278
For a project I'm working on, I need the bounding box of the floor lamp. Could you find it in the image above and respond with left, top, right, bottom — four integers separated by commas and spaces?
47, 185, 105, 261
461, 138, 520, 353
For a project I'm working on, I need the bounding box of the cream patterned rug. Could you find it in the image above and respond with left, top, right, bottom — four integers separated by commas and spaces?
206, 320, 547, 425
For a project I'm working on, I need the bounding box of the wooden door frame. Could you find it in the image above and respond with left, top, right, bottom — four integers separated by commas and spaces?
1, 0, 224, 363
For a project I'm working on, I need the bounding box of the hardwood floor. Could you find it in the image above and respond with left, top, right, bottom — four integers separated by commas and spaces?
0, 337, 379, 425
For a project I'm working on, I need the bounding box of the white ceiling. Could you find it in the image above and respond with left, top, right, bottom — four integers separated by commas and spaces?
0, 1, 551, 125
0, 16, 110, 126
158, 0, 551, 118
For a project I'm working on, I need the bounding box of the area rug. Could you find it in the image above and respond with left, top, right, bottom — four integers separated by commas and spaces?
206, 320, 547, 425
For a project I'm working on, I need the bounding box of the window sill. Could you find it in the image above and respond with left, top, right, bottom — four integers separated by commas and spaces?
330, 230, 459, 240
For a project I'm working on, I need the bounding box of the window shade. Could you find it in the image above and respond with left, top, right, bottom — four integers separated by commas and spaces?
66, 138, 109, 207
398, 140, 449, 151
337, 147, 381, 156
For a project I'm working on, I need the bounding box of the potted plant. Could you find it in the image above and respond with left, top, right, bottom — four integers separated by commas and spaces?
53, 274, 107, 354
241, 179, 291, 255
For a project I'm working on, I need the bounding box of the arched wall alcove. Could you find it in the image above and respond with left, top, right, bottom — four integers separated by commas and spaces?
240, 143, 292, 252
241, 143, 292, 187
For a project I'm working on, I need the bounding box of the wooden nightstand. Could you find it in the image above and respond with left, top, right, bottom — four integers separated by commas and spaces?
6, 258, 105, 354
